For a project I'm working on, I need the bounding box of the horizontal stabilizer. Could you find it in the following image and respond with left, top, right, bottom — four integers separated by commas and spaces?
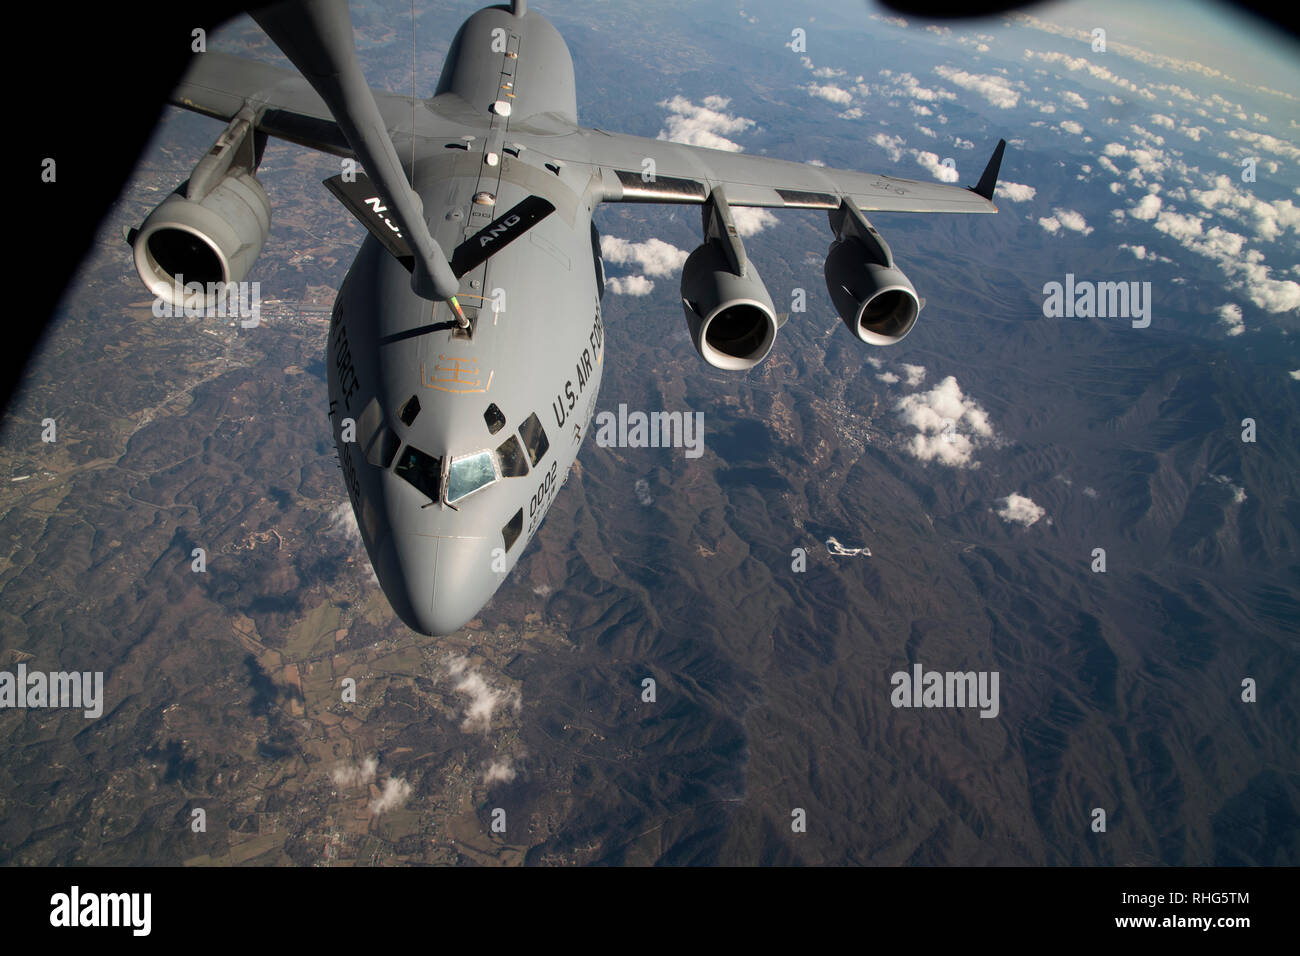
449, 195, 556, 278
323, 172, 414, 270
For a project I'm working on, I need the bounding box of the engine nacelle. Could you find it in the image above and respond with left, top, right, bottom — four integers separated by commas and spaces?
680, 239, 778, 370
132, 170, 271, 305
824, 238, 920, 346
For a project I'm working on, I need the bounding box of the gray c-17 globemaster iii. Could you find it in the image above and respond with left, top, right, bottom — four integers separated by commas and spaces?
126, 0, 1004, 635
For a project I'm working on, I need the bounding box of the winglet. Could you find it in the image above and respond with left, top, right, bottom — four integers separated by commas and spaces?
971, 138, 1006, 202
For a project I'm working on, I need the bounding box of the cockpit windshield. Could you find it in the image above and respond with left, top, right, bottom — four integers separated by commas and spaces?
446, 450, 498, 503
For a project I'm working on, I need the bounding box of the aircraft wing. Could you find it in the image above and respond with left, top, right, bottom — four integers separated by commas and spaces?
170, 51, 434, 159
535, 126, 1004, 214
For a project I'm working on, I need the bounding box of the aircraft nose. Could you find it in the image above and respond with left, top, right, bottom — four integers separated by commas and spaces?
378, 533, 496, 636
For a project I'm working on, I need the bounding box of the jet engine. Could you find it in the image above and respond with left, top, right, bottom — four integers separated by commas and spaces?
824, 200, 921, 346
680, 188, 777, 370
129, 109, 270, 306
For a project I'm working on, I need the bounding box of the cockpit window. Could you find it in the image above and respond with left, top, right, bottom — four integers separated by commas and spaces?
446, 450, 499, 503
502, 508, 523, 552
394, 445, 442, 502
518, 412, 550, 467
366, 427, 401, 469
484, 403, 506, 435
496, 435, 529, 477
399, 395, 421, 427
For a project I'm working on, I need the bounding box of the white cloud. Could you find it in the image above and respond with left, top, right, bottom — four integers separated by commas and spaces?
876, 371, 900, 384
1051, 208, 1093, 235
731, 207, 779, 236
607, 275, 654, 296
1289, 370, 1300, 380
872, 132, 907, 162
813, 65, 846, 79
1217, 303, 1244, 335
891, 71, 956, 103
913, 150, 959, 182
1083, 487, 1099, 499
899, 363, 926, 387
1149, 113, 1176, 129
934, 65, 1021, 108
894, 375, 995, 468
994, 493, 1046, 527
1059, 120, 1084, 135
656, 95, 755, 152
484, 758, 517, 784
369, 776, 411, 816
331, 756, 378, 789
807, 83, 853, 105
1038, 216, 1062, 234
447, 655, 521, 733
1129, 193, 1163, 221
953, 137, 974, 149
1061, 90, 1089, 109
327, 502, 362, 548
600, 236, 689, 277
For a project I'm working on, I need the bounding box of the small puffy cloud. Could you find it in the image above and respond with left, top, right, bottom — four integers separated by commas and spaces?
1038, 216, 1062, 234
1289, 370, 1300, 380
600, 236, 688, 277
900, 363, 926, 387
891, 71, 956, 103
607, 275, 654, 296
656, 95, 755, 152
994, 493, 1046, 527
1149, 113, 1176, 128
995, 181, 1036, 202
1053, 208, 1094, 235
876, 371, 900, 384
813, 65, 846, 79
1129, 193, 1163, 220
447, 655, 521, 734
1082, 487, 1099, 499
331, 756, 378, 789
484, 758, 517, 784
731, 207, 778, 236
1061, 90, 1089, 109
1059, 119, 1084, 135
894, 375, 995, 468
913, 150, 959, 182
807, 83, 853, 105
934, 65, 1021, 108
872, 132, 907, 162
369, 776, 412, 816
1153, 209, 1204, 241
1217, 303, 1244, 335
953, 137, 974, 149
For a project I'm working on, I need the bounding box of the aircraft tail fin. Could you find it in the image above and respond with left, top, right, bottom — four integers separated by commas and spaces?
970, 139, 1006, 203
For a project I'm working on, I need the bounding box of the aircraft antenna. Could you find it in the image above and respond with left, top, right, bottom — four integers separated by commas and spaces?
410, 0, 416, 186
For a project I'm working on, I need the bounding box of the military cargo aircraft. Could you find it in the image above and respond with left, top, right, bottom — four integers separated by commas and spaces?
127, 0, 1003, 634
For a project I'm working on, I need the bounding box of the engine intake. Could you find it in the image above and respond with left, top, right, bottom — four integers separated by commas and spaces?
823, 199, 921, 346
130, 109, 270, 306
132, 171, 271, 305
824, 240, 920, 345
681, 239, 778, 370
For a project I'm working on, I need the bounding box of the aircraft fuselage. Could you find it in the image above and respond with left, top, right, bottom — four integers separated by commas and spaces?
327, 7, 603, 634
